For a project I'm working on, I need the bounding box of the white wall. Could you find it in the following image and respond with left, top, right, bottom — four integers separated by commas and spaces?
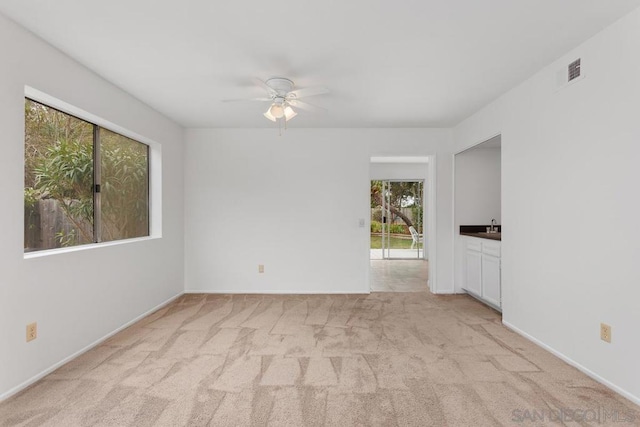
454, 146, 501, 226
453, 145, 501, 292
369, 163, 428, 181
0, 14, 184, 399
184, 128, 454, 294
454, 8, 640, 404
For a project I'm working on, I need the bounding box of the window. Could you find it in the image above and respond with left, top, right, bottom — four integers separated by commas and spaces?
24, 98, 149, 252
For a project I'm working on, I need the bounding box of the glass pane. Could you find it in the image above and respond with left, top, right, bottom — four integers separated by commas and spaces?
24, 99, 94, 252
386, 181, 423, 259
100, 128, 149, 242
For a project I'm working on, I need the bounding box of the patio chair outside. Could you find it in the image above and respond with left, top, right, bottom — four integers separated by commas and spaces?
409, 226, 423, 249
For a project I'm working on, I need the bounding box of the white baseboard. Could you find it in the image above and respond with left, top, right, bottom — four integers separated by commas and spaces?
185, 289, 370, 295
0, 292, 183, 403
503, 320, 640, 406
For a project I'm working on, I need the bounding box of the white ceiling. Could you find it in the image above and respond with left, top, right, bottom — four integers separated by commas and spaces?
2, 1, 639, 128
371, 157, 429, 164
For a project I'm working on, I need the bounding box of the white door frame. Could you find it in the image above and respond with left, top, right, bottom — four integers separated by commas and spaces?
426, 154, 436, 293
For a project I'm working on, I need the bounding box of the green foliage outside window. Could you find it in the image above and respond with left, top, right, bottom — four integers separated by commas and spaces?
24, 98, 149, 251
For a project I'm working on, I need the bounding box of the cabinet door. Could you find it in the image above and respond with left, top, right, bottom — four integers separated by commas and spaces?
481, 254, 501, 307
465, 250, 482, 296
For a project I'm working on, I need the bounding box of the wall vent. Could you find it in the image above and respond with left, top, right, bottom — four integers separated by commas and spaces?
568, 58, 581, 82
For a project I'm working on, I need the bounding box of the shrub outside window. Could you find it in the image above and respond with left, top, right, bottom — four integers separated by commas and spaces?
24, 98, 149, 252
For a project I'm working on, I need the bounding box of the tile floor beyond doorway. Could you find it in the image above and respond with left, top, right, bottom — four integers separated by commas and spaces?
370, 259, 428, 292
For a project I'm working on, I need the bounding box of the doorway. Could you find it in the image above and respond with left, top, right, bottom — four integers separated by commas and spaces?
369, 169, 433, 292
368, 155, 431, 293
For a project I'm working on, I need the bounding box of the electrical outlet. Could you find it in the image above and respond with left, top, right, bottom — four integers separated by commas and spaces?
26, 322, 37, 342
600, 323, 611, 343
258, 264, 264, 273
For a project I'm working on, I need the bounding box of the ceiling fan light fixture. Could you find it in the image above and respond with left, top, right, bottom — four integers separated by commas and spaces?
263, 107, 276, 122
284, 105, 297, 121
269, 103, 285, 119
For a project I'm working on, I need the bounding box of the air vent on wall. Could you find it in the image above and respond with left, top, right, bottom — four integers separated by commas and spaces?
556, 57, 584, 91
568, 58, 581, 82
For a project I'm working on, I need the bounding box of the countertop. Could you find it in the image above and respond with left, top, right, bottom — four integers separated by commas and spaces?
460, 225, 502, 241
460, 231, 501, 241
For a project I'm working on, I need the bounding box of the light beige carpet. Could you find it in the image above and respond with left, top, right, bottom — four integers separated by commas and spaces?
1, 293, 638, 426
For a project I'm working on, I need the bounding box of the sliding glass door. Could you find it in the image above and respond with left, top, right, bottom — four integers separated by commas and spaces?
371, 180, 424, 260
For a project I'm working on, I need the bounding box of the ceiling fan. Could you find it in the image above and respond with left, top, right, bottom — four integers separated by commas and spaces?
223, 77, 329, 124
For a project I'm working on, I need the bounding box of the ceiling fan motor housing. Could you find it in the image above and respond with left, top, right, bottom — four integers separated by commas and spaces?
266, 77, 295, 97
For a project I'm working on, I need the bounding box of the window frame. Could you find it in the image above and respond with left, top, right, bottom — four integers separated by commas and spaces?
24, 86, 161, 258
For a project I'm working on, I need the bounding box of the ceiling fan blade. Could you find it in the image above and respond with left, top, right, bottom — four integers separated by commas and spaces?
288, 86, 329, 99
252, 78, 276, 95
288, 100, 327, 113
221, 97, 272, 103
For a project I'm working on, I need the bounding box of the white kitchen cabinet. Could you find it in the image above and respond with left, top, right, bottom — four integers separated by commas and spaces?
481, 254, 501, 307
465, 248, 482, 297
463, 237, 501, 310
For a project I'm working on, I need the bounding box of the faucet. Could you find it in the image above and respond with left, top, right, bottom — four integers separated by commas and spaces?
490, 219, 497, 233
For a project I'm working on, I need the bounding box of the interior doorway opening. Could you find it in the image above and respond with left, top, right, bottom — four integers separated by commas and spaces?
369, 157, 432, 292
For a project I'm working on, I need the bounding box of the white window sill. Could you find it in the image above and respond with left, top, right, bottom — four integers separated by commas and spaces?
23, 235, 161, 259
